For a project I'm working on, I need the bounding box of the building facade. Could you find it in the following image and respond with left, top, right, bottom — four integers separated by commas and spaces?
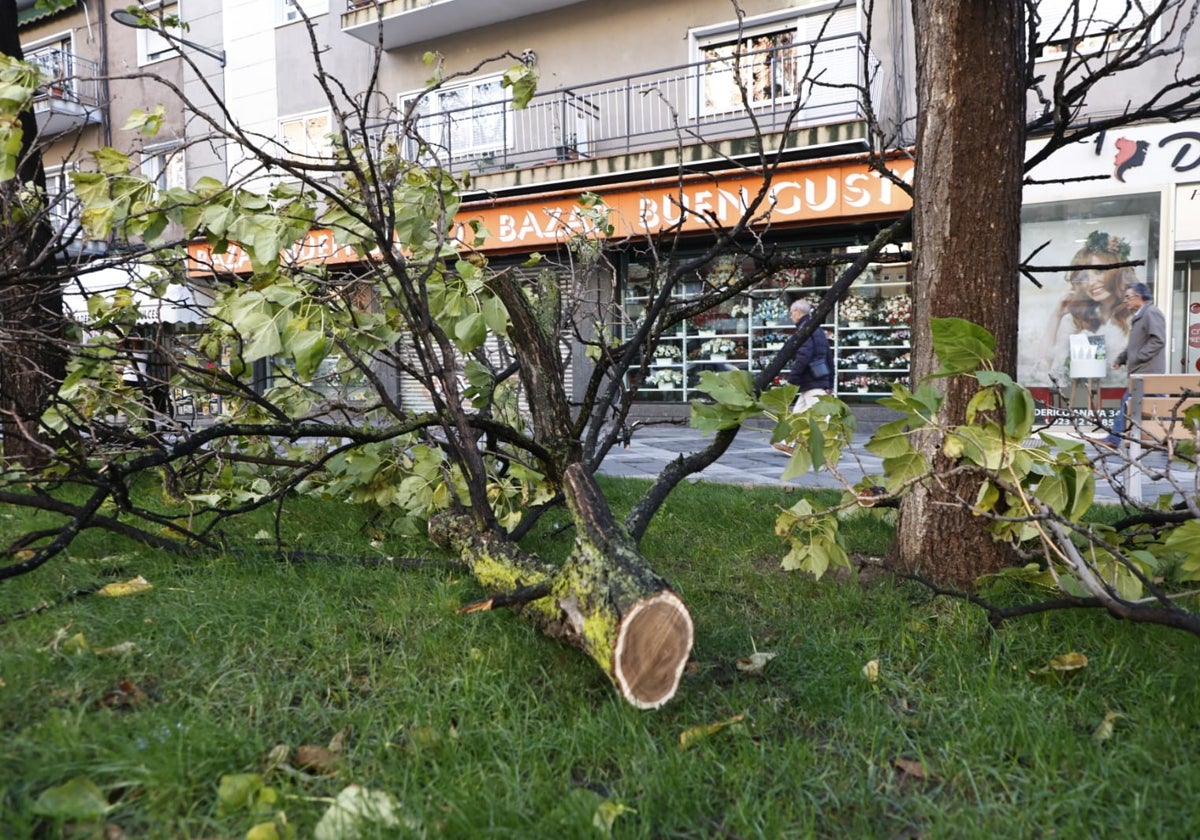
17, 0, 1200, 422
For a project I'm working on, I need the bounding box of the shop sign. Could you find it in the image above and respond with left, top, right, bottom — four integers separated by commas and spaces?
187, 158, 913, 275
462, 159, 914, 250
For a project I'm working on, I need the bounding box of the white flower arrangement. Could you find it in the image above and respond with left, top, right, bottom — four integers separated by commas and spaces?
728, 302, 752, 319
649, 368, 683, 387
880, 294, 912, 326
890, 351, 911, 369
652, 344, 681, 360
705, 256, 743, 289
840, 294, 873, 323
702, 338, 736, 356
892, 329, 911, 344
848, 350, 883, 368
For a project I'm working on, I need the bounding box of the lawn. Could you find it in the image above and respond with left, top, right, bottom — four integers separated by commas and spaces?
2, 478, 1200, 838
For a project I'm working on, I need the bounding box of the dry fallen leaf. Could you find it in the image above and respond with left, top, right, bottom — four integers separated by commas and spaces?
862, 659, 880, 682
1092, 710, 1124, 743
1029, 651, 1089, 678
97, 576, 153, 597
679, 713, 746, 749
735, 651, 777, 674
294, 744, 340, 775
893, 757, 931, 780
94, 642, 140, 657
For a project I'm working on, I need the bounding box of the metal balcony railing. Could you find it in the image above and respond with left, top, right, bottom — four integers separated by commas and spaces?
26, 47, 102, 109
363, 33, 875, 175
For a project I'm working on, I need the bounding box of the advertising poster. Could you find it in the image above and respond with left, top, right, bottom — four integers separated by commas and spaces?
1018, 196, 1159, 425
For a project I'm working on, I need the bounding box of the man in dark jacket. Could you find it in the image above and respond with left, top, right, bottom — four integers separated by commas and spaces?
774, 299, 834, 454
1098, 281, 1166, 449
785, 299, 833, 410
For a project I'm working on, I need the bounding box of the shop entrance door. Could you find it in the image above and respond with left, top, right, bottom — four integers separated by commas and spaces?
1174, 255, 1200, 375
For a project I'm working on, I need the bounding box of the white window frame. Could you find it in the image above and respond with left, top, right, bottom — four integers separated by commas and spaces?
688, 2, 857, 120
140, 143, 187, 191
399, 74, 511, 163
44, 164, 80, 242
135, 2, 185, 67
25, 33, 76, 101
1033, 0, 1161, 62
278, 110, 334, 163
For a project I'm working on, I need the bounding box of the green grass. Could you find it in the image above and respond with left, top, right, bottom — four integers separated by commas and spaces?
3, 480, 1200, 838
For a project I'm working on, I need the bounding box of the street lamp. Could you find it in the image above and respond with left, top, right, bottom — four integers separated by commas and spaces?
110, 8, 226, 67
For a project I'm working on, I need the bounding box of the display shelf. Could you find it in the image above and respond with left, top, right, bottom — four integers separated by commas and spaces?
623, 256, 912, 402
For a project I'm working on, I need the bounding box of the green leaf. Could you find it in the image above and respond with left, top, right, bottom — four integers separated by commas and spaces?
930, 317, 995, 376
314, 785, 406, 840
693, 369, 755, 409
91, 146, 132, 175
866, 418, 913, 458
1034, 473, 1068, 514
882, 451, 928, 494
33, 777, 109, 822
453, 311, 487, 351
501, 64, 539, 109
480, 294, 509, 335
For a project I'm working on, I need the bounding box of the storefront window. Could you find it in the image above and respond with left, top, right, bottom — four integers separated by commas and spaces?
623, 244, 913, 403
1019, 192, 1161, 424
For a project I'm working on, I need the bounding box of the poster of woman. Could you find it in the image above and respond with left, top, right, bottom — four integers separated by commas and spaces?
1018, 214, 1152, 391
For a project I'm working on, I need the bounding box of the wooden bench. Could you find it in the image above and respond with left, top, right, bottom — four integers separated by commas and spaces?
1126, 374, 1200, 500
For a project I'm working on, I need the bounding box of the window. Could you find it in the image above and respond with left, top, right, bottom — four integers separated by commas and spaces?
136, 3, 184, 66
279, 111, 333, 163
27, 38, 75, 101
701, 28, 798, 115
278, 0, 327, 26
402, 75, 510, 162
44, 165, 79, 240
1034, 0, 1154, 60
692, 4, 859, 118
141, 144, 186, 191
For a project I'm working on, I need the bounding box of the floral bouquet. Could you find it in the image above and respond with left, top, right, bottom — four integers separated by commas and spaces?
728, 301, 753, 319
652, 344, 681, 361
840, 294, 873, 324
890, 351, 911, 369
754, 298, 787, 324
770, 267, 811, 287
705, 256, 744, 289
845, 375, 889, 392
649, 369, 683, 387
688, 310, 721, 333
892, 329, 911, 345
847, 350, 883, 368
702, 338, 736, 357
879, 294, 912, 326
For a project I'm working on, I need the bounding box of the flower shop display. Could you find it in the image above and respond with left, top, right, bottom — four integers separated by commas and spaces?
878, 293, 912, 326
849, 330, 875, 347
754, 298, 787, 324
845, 375, 889, 393
649, 369, 683, 389
705, 255, 744, 290
770, 267, 811, 288
652, 344, 681, 363
892, 329, 911, 346
761, 332, 788, 350
839, 294, 873, 326
890, 351, 911, 370
847, 350, 883, 370
688, 310, 721, 335
701, 338, 736, 361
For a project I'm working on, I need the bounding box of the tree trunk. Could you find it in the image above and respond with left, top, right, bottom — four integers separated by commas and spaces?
0, 0, 65, 471
428, 464, 694, 709
424, 263, 694, 709
896, 0, 1025, 587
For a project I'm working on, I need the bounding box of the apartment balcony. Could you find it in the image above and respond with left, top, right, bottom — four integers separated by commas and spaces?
341, 0, 587, 49
27, 48, 103, 139
363, 34, 876, 189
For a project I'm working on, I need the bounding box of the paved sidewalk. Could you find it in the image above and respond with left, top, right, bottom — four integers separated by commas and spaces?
595, 421, 1196, 504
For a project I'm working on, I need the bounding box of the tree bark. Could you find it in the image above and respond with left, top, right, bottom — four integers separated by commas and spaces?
0, 0, 65, 471
896, 0, 1025, 587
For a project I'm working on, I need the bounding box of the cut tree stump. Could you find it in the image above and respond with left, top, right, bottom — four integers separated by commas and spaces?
429, 510, 694, 709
